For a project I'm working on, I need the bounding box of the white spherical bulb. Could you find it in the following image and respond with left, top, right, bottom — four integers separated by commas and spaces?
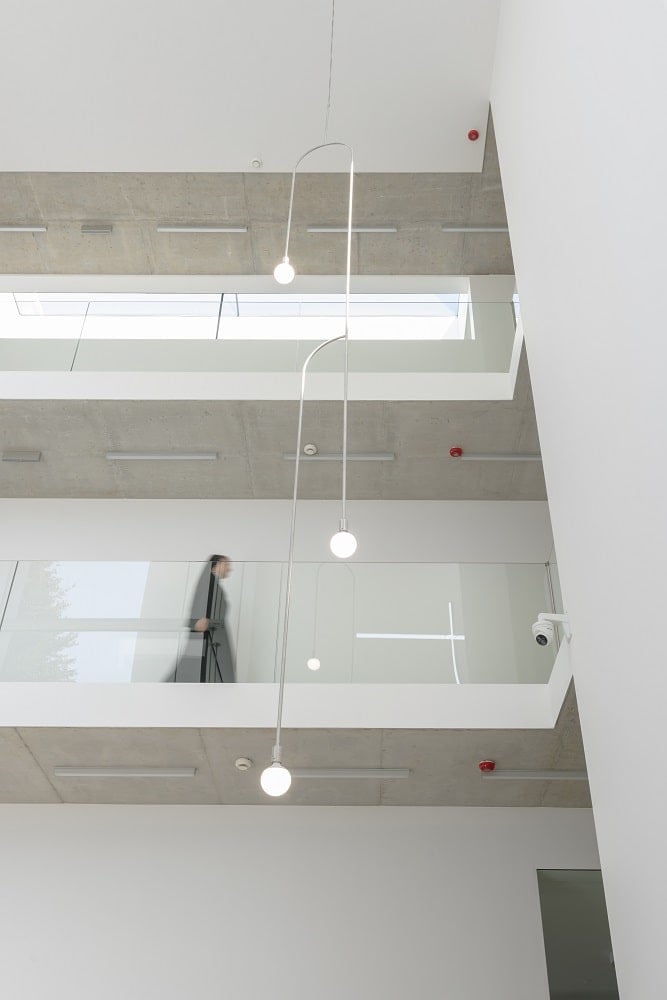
273, 259, 295, 285
260, 762, 292, 797
307, 657, 321, 671
330, 529, 358, 559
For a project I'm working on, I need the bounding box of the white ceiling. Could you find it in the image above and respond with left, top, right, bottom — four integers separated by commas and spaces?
0, 0, 499, 172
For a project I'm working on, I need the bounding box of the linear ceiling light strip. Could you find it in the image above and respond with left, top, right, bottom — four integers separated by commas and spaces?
54, 766, 196, 778
481, 769, 588, 781
156, 225, 248, 233
442, 225, 509, 233
450, 447, 541, 462
291, 768, 410, 779
2, 450, 41, 462
106, 452, 218, 461
282, 452, 394, 462
307, 226, 396, 233
356, 632, 463, 640
459, 453, 541, 462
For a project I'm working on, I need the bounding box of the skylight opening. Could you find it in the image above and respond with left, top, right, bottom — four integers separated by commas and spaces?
5, 292, 471, 341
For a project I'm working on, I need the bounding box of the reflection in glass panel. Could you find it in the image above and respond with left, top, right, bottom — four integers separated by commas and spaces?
0, 630, 79, 682
0, 560, 557, 684
3, 561, 152, 622
0, 630, 183, 683
537, 870, 619, 1000
12, 292, 221, 318
275, 562, 553, 684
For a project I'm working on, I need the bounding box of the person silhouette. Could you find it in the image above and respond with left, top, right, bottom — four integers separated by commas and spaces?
174, 554, 236, 683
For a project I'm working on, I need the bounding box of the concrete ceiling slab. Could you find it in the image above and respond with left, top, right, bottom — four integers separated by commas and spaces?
20, 726, 219, 805
201, 727, 384, 806
0, 728, 60, 803
27, 173, 141, 223
0, 238, 48, 275
0, 121, 511, 276
0, 686, 589, 806
353, 172, 476, 226
0, 365, 545, 500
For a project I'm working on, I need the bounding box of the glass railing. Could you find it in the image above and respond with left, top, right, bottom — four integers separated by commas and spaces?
0, 292, 518, 375
0, 559, 558, 684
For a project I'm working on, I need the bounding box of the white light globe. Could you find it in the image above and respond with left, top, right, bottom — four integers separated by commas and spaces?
330, 529, 357, 559
307, 657, 321, 671
260, 762, 292, 797
273, 258, 295, 285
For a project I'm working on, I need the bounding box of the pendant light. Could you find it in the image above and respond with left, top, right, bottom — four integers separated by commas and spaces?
261, 141, 356, 797
272, 141, 357, 559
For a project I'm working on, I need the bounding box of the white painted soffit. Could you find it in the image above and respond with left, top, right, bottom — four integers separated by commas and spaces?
0, 276, 473, 293
0, 371, 517, 403
0, 0, 499, 172
0, 679, 562, 731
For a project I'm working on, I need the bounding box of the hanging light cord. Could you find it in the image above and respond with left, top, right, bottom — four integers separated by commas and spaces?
342, 152, 353, 522
342, 563, 356, 681
311, 562, 325, 657
310, 561, 356, 677
273, 333, 345, 761
272, 141, 354, 768
281, 141, 354, 523
323, 0, 336, 143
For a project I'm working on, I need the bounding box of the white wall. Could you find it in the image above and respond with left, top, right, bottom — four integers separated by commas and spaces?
492, 2, 667, 997
0, 498, 553, 563
0, 1, 496, 173
0, 805, 598, 1000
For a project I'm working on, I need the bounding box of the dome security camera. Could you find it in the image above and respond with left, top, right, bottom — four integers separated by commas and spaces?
531, 612, 572, 646
532, 619, 555, 646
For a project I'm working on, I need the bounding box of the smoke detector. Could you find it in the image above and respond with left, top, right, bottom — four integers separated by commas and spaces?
303, 443, 318, 456
234, 757, 253, 771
